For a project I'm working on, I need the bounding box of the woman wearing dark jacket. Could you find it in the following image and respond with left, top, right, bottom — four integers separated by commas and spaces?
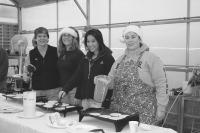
57, 27, 84, 105
24, 27, 60, 100
0, 48, 8, 91
59, 28, 115, 109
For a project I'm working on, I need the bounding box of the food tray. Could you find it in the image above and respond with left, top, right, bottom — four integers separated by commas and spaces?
2, 94, 47, 102
36, 102, 82, 117
0, 104, 22, 113
2, 93, 23, 102
79, 108, 139, 132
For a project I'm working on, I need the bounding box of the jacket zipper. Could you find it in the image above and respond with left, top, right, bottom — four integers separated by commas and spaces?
88, 61, 91, 79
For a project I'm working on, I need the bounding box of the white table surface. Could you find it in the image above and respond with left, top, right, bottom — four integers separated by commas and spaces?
0, 94, 177, 133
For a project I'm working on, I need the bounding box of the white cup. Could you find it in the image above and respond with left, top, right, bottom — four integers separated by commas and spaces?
129, 121, 138, 133
23, 91, 36, 117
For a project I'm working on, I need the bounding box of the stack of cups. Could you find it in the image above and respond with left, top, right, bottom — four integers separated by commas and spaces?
23, 91, 36, 117
129, 121, 139, 133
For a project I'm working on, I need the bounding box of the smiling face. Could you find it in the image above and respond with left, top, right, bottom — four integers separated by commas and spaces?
86, 35, 99, 54
36, 33, 49, 46
61, 33, 73, 46
124, 32, 140, 50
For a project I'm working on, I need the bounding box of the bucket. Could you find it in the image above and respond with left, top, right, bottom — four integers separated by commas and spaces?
23, 91, 36, 117
93, 75, 111, 103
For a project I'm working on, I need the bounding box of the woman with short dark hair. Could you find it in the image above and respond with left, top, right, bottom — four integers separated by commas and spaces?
24, 27, 60, 100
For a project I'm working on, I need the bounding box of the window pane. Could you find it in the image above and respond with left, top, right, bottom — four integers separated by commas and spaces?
58, 0, 86, 27
166, 72, 185, 89
111, 0, 187, 23
191, 0, 200, 16
143, 24, 186, 65
111, 24, 186, 64
111, 27, 125, 59
0, 6, 17, 23
22, 34, 35, 52
189, 22, 200, 65
99, 29, 109, 47
90, 0, 108, 25
22, 4, 57, 30
1, 0, 14, 5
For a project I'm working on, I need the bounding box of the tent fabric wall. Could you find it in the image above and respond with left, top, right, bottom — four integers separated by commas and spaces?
1, 0, 200, 89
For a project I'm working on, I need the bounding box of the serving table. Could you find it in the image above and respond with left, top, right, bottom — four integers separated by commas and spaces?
0, 93, 177, 133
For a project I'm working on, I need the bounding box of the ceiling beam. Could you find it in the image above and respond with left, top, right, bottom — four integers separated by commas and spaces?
9, 0, 18, 7
18, 0, 68, 8
74, 0, 87, 19
0, 3, 16, 7
20, 16, 200, 34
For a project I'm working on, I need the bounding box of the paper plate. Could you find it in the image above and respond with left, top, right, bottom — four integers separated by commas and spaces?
36, 102, 45, 106
54, 107, 65, 111
47, 120, 76, 129
99, 115, 111, 118
66, 105, 75, 108
47, 122, 68, 129
110, 113, 121, 117
17, 111, 45, 119
0, 108, 22, 113
70, 124, 97, 130
5, 94, 16, 97
139, 123, 152, 131
13, 94, 23, 99
89, 113, 101, 116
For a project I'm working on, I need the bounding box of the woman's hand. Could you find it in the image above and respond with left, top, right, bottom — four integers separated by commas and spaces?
22, 74, 30, 83
73, 98, 81, 106
58, 90, 66, 100
156, 108, 166, 121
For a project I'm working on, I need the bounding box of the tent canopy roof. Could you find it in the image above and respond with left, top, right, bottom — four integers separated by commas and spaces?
10, 0, 67, 8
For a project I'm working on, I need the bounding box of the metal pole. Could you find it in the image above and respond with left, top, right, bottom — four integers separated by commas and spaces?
18, 7, 22, 33
56, 0, 59, 46
108, 0, 111, 48
86, 0, 90, 26
0, 3, 16, 7
186, 0, 190, 81
1, 25, 3, 48
74, 0, 87, 19
20, 16, 200, 34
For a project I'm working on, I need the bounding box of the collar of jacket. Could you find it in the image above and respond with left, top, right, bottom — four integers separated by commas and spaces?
85, 46, 112, 62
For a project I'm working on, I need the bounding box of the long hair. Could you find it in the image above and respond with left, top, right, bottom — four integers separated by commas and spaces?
84, 28, 106, 54
57, 27, 80, 57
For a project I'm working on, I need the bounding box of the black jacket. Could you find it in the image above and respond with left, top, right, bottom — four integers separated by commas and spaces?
29, 45, 59, 90
63, 46, 115, 100
57, 49, 84, 91
0, 48, 8, 90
